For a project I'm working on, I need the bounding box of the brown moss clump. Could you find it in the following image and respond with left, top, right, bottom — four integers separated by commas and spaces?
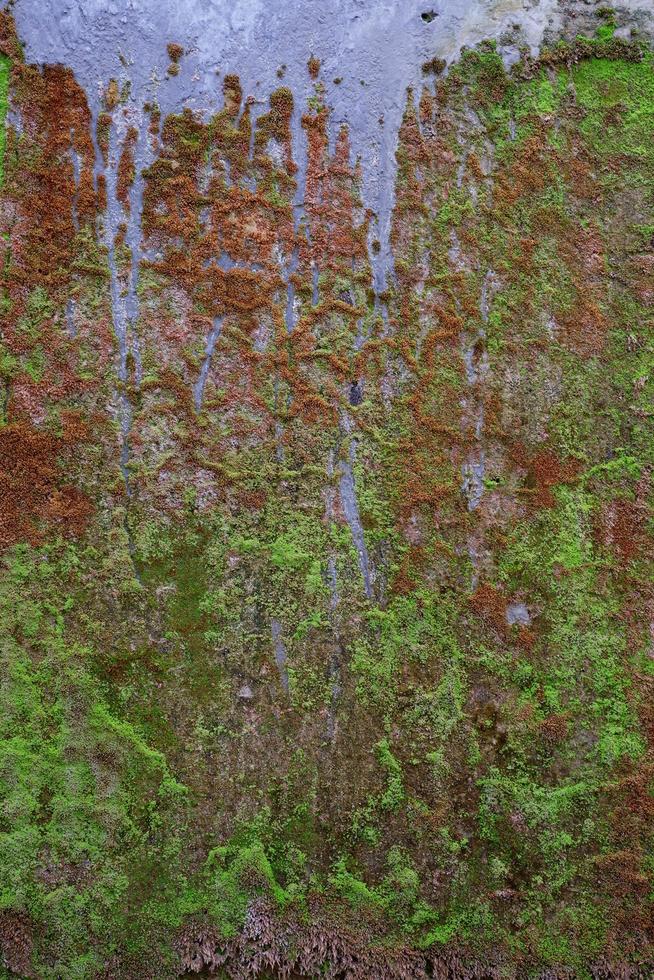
96, 111, 111, 165
257, 86, 294, 145
4, 62, 98, 302
422, 56, 446, 75
469, 582, 509, 635
515, 34, 645, 79
0, 10, 23, 59
167, 42, 184, 63
0, 912, 34, 979
540, 712, 569, 743
0, 421, 92, 548
307, 55, 321, 79
511, 445, 579, 509
222, 74, 243, 116
103, 77, 119, 111
595, 497, 648, 562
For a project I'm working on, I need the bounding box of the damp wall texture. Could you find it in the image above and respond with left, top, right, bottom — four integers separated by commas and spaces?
1, 1, 654, 977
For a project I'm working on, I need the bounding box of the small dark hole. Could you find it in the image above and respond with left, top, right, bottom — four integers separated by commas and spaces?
421, 10, 438, 23
349, 381, 362, 406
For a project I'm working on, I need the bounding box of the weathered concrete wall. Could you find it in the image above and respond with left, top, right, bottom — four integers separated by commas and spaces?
2, 2, 654, 978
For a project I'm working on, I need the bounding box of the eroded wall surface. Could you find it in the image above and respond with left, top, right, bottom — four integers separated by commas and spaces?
1, 1, 654, 977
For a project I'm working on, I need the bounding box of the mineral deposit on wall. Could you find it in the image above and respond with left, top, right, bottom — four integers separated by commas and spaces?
1, 1, 654, 977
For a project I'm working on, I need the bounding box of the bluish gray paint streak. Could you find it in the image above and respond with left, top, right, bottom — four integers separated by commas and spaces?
338, 454, 373, 601
506, 601, 531, 626
462, 456, 485, 512
311, 264, 319, 309
100, 119, 139, 495
271, 618, 289, 694
461, 269, 495, 511
284, 246, 299, 334
193, 316, 224, 411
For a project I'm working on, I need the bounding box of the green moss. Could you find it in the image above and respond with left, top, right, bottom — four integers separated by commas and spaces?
205, 841, 291, 935
22, 346, 45, 382
573, 53, 654, 163
328, 857, 385, 911
375, 739, 404, 811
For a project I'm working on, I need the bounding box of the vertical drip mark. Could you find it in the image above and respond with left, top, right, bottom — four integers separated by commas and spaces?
479, 267, 494, 324
274, 420, 285, 463
113, 115, 153, 436
325, 501, 342, 742
123, 123, 152, 390
461, 455, 485, 512
284, 245, 299, 334
274, 85, 307, 460
273, 377, 285, 464
194, 316, 224, 411
311, 262, 319, 307
368, 218, 393, 407
65, 134, 81, 336
326, 555, 340, 611
456, 150, 468, 190
198, 154, 213, 235
248, 104, 257, 163
271, 619, 289, 695
290, 90, 307, 236
461, 269, 494, 514
338, 451, 373, 601
0, 54, 9, 188
97, 117, 136, 498
368, 110, 397, 308
461, 266, 497, 592
448, 228, 465, 271
326, 647, 343, 743
108, 252, 134, 496
354, 315, 371, 354
91, 98, 149, 583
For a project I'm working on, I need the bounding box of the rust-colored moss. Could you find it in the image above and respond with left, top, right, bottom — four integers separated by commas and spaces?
307, 55, 321, 79
116, 125, 138, 211
167, 42, 184, 63
0, 421, 92, 548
